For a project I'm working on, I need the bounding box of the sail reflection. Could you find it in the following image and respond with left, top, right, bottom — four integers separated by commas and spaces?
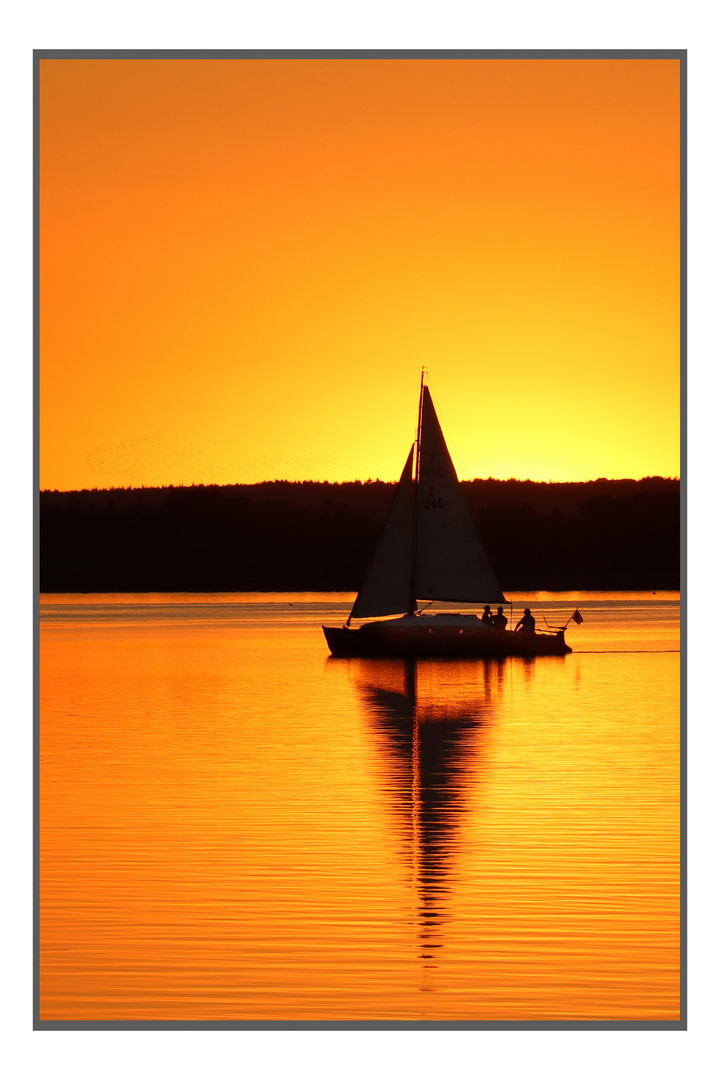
345, 658, 511, 964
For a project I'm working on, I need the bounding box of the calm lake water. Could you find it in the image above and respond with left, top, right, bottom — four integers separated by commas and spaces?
39, 592, 681, 1024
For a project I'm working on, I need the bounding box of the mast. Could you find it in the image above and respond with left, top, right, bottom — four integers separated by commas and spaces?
409, 369, 425, 614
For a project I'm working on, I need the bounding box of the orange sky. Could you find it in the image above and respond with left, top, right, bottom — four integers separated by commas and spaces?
39, 57, 681, 490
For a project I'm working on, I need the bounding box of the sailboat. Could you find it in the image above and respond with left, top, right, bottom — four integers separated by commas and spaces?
322, 375, 573, 658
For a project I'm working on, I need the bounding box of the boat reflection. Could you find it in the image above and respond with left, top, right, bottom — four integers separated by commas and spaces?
344, 657, 515, 966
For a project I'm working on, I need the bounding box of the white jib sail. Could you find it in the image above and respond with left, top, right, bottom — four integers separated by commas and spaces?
350, 447, 415, 620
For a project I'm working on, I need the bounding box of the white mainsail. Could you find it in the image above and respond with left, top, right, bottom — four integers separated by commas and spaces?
414, 387, 506, 604
350, 383, 506, 620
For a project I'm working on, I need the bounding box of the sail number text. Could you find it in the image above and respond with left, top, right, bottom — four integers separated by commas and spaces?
422, 485, 444, 509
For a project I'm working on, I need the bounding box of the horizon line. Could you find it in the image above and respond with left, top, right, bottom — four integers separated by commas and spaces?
40, 474, 681, 495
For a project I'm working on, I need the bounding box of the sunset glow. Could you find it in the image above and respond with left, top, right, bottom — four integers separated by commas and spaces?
39, 57, 681, 489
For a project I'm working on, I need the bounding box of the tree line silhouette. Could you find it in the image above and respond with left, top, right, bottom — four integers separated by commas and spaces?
40, 477, 680, 592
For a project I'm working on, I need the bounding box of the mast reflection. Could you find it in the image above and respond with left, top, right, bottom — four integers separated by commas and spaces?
346, 658, 512, 964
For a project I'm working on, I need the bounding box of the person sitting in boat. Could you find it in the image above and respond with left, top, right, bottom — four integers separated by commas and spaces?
515, 608, 536, 633
481, 605, 493, 625
492, 607, 508, 630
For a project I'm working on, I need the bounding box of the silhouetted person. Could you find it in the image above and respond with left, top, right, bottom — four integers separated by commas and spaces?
492, 607, 508, 630
515, 608, 535, 633
481, 605, 493, 625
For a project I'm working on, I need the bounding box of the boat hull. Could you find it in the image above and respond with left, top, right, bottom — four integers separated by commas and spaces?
322, 621, 571, 659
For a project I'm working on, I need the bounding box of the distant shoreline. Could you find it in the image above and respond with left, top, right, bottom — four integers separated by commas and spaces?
40, 478, 680, 593
40, 476, 679, 497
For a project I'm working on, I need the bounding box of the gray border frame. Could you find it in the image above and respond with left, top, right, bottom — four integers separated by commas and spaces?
33, 48, 687, 1032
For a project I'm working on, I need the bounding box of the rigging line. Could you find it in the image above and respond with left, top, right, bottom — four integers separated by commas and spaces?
410, 370, 425, 614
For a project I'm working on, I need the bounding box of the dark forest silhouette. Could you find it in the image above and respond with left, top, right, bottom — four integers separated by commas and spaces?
39, 477, 680, 592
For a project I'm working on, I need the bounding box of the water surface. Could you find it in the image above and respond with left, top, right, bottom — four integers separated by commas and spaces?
39, 592, 681, 1023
